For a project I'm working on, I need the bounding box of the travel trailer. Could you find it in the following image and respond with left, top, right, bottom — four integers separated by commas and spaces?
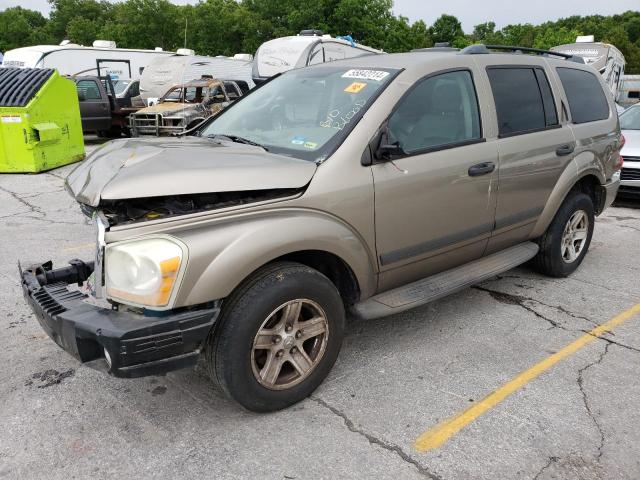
252, 30, 383, 83
619, 75, 640, 107
139, 53, 254, 103
552, 35, 625, 102
1, 40, 177, 80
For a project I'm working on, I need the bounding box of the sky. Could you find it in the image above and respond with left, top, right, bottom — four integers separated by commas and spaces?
0, 0, 638, 32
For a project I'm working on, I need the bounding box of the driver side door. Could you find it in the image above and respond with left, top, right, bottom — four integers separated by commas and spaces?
372, 68, 499, 291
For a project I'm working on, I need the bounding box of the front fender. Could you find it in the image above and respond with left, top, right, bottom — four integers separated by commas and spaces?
171, 208, 377, 307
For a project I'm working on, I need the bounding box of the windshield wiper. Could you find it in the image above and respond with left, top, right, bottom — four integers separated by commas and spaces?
207, 134, 269, 151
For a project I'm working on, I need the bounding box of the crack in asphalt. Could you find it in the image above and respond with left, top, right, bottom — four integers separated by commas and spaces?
310, 397, 443, 480
619, 224, 640, 233
0, 185, 82, 225
474, 286, 640, 355
532, 455, 559, 480
577, 343, 610, 465
583, 332, 640, 354
472, 286, 562, 329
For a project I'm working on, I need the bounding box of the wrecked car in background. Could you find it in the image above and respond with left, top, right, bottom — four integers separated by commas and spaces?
128, 77, 243, 136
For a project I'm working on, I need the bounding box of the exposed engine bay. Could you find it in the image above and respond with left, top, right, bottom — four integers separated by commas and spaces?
84, 188, 301, 226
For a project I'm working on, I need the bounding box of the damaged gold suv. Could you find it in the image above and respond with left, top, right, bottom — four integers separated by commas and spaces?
21, 45, 622, 412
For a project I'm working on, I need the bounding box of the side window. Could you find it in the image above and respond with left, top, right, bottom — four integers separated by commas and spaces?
76, 80, 102, 100
556, 67, 610, 124
307, 45, 324, 65
343, 46, 363, 58
223, 82, 240, 99
388, 70, 482, 154
487, 67, 558, 136
324, 43, 346, 62
128, 81, 140, 97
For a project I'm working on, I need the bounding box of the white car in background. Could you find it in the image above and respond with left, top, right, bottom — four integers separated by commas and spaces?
619, 104, 640, 198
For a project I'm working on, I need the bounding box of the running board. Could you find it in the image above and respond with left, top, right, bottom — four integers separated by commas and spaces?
352, 242, 539, 320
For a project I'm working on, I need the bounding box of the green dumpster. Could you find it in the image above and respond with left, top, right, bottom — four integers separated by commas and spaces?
0, 68, 84, 173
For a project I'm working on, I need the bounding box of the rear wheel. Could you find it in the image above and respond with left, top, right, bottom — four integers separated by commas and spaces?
205, 262, 345, 412
531, 191, 595, 277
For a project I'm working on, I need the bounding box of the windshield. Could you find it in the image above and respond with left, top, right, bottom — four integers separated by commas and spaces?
201, 66, 398, 161
620, 105, 640, 130
113, 80, 131, 94
161, 85, 223, 104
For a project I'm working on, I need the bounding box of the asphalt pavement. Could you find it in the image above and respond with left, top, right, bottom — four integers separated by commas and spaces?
1, 143, 639, 479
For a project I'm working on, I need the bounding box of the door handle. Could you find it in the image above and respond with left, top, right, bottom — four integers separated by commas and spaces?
556, 144, 575, 156
468, 162, 496, 177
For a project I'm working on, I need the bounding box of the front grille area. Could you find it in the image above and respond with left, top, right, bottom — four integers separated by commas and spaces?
131, 113, 162, 135
621, 168, 640, 181
624, 156, 640, 163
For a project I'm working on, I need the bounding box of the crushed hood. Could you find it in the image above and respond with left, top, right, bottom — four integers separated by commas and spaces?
135, 102, 195, 117
66, 137, 317, 207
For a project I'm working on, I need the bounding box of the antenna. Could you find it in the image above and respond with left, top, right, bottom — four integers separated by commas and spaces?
184, 18, 188, 50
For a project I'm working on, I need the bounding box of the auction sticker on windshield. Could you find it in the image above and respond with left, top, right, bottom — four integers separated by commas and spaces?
342, 69, 390, 81
344, 82, 367, 93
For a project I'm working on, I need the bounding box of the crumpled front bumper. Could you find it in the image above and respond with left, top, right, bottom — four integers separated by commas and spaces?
20, 260, 219, 378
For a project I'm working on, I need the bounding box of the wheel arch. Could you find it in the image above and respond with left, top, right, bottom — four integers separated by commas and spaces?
531, 158, 604, 238
172, 210, 377, 307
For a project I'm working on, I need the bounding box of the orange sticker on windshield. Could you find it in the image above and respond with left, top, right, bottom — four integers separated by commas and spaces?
344, 82, 367, 93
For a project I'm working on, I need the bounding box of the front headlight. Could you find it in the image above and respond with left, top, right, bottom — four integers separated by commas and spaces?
105, 236, 187, 309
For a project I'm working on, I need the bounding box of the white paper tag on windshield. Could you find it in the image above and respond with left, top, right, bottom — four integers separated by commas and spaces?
342, 69, 390, 82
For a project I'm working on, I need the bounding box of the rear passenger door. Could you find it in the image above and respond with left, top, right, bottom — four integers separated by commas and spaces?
479, 63, 576, 253
373, 68, 499, 291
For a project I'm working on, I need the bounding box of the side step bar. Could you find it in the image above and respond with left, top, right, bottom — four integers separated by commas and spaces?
352, 242, 539, 320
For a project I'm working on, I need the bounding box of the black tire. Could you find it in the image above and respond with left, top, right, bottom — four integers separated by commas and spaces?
531, 191, 595, 277
105, 125, 122, 138
205, 262, 345, 412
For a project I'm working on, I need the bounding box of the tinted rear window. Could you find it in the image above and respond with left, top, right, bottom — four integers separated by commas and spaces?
557, 68, 609, 124
487, 67, 558, 137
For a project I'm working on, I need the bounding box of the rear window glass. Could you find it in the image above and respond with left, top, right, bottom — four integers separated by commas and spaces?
557, 68, 609, 124
487, 67, 558, 136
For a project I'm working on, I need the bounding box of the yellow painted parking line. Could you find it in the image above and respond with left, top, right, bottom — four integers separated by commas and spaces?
61, 242, 95, 252
414, 303, 640, 453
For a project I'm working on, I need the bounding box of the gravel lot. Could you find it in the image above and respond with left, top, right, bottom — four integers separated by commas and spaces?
1, 143, 639, 479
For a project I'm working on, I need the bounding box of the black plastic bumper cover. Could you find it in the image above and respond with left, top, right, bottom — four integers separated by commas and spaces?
21, 261, 219, 378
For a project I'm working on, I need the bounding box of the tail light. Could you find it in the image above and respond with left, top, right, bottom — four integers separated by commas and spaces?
614, 134, 625, 172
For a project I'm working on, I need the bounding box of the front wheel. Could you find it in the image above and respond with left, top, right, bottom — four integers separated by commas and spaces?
205, 262, 345, 412
531, 191, 595, 277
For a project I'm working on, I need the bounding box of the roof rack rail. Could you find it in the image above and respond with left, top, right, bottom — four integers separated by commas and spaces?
460, 44, 585, 63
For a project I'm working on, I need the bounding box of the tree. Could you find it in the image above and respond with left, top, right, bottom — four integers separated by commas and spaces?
430, 14, 463, 45
1, 3, 639, 74
0, 7, 53, 51
46, 0, 112, 41
472, 21, 495, 43
533, 26, 582, 50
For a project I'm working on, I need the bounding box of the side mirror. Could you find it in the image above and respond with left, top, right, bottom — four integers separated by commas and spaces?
374, 128, 405, 162
378, 142, 405, 158
77, 91, 86, 101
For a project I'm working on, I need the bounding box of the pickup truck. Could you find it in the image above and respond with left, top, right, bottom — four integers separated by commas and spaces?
128, 78, 243, 136
73, 75, 143, 138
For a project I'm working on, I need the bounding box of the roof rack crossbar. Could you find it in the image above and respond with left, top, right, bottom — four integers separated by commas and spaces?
460, 44, 585, 63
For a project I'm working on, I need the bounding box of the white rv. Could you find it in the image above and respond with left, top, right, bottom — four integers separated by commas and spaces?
619, 75, 640, 107
552, 35, 625, 102
1, 40, 176, 80
139, 53, 254, 103
252, 30, 383, 83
